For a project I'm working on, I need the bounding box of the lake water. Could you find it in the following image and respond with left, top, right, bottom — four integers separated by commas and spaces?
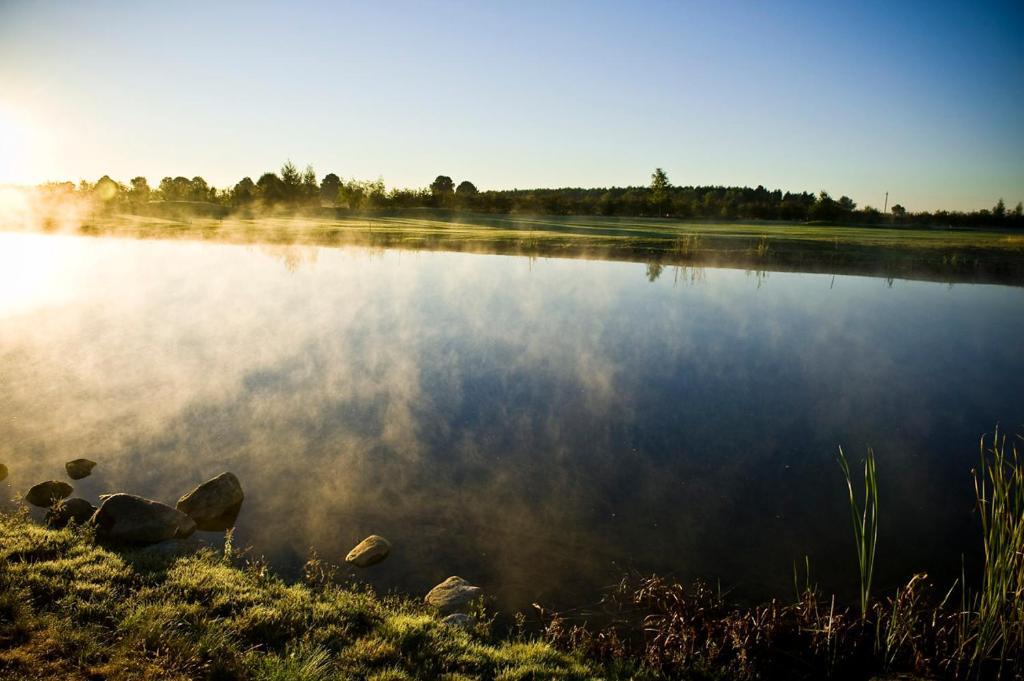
2, 231, 1023, 613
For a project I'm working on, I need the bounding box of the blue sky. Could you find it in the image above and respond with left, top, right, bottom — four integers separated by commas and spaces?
1, 0, 1021, 210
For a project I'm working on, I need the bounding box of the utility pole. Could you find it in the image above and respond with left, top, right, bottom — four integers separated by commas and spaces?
883, 192, 889, 214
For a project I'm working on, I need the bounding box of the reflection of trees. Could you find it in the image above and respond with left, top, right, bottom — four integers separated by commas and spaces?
257, 244, 320, 273
646, 262, 664, 282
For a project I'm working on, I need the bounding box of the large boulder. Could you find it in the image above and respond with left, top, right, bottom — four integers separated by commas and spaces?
345, 535, 392, 567
65, 458, 97, 480
25, 481, 73, 507
46, 498, 97, 529
425, 576, 482, 615
176, 472, 244, 531
92, 494, 196, 545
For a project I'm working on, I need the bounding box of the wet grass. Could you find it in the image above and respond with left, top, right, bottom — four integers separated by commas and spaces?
0, 512, 594, 680
67, 209, 1024, 286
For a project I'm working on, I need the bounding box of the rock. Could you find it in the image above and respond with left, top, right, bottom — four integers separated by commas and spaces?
46, 498, 97, 529
176, 472, 244, 531
442, 613, 474, 631
25, 480, 74, 507
65, 458, 97, 480
425, 576, 482, 614
128, 537, 205, 560
92, 493, 196, 545
345, 535, 392, 567
0, 463, 8, 481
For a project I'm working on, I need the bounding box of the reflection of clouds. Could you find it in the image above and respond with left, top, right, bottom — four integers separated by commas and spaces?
2, 233, 1023, 610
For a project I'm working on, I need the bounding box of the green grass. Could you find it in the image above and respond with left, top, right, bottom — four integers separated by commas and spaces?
65, 209, 1024, 286
0, 511, 596, 680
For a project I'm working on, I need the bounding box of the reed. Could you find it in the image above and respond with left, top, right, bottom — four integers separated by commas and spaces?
838, 446, 879, 620
971, 430, 1024, 671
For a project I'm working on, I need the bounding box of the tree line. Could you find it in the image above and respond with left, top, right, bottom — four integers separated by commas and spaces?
38, 163, 1024, 228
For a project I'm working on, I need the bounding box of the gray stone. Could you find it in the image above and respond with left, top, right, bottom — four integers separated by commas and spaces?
25, 480, 73, 507
345, 535, 392, 567
92, 493, 196, 545
65, 458, 97, 480
425, 576, 482, 614
46, 497, 97, 529
176, 472, 244, 531
442, 613, 474, 631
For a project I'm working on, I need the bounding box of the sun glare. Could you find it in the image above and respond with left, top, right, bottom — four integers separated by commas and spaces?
0, 103, 47, 185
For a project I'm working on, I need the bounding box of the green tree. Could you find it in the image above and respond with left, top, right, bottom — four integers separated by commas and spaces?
301, 165, 318, 205
280, 161, 301, 203
993, 198, 1006, 218
257, 172, 286, 205
338, 180, 366, 210
650, 168, 670, 215
891, 204, 906, 217
430, 175, 455, 205
94, 175, 121, 202
1014, 201, 1023, 218
231, 177, 256, 205
128, 177, 150, 203
320, 173, 341, 204
189, 176, 211, 202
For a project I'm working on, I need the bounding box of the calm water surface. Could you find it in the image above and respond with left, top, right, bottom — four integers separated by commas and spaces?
2, 232, 1023, 612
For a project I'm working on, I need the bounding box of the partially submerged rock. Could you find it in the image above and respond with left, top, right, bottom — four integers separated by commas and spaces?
65, 458, 97, 480
345, 534, 392, 567
92, 493, 196, 545
25, 480, 73, 507
46, 497, 97, 529
0, 463, 8, 481
425, 576, 482, 615
176, 472, 244, 531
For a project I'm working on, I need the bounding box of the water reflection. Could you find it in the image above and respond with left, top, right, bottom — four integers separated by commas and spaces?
1, 232, 1023, 612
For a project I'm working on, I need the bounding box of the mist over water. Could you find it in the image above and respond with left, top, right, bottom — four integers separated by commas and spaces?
2, 231, 1023, 612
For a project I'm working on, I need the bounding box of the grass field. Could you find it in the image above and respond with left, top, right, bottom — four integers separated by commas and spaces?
69, 209, 1024, 286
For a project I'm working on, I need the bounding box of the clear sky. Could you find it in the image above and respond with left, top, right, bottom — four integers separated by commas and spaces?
1, 0, 1021, 211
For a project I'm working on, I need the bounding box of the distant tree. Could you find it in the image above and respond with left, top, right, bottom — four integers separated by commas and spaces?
320, 173, 342, 204
301, 165, 318, 205
891, 204, 906, 217
993, 198, 1006, 218
650, 168, 670, 215
337, 180, 366, 210
93, 175, 121, 202
128, 177, 150, 203
189, 176, 211, 202
1014, 201, 1023, 218
365, 178, 388, 208
810, 191, 839, 221
231, 177, 256, 205
257, 172, 286, 205
837, 195, 856, 212
430, 175, 455, 201
280, 161, 301, 203
456, 180, 478, 196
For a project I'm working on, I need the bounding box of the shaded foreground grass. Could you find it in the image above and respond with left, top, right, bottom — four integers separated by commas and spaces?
68, 210, 1024, 286
0, 512, 595, 680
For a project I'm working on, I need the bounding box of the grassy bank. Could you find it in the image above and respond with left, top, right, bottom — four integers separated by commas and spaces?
0, 511, 596, 680
68, 210, 1024, 286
